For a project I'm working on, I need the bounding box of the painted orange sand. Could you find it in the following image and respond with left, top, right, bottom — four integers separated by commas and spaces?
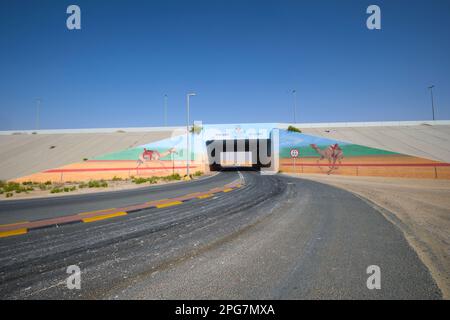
280, 155, 450, 179
13, 160, 209, 183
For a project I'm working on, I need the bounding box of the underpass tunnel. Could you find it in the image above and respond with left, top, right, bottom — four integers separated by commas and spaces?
205, 139, 272, 171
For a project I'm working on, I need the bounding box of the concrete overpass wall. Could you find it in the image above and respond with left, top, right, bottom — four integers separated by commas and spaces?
0, 129, 176, 181
279, 121, 450, 163
2, 121, 449, 182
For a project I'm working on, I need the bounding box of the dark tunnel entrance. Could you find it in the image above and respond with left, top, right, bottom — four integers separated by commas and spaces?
205, 139, 272, 171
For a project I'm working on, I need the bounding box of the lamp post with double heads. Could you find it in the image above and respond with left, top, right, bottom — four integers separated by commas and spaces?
428, 85, 436, 121
186, 92, 196, 176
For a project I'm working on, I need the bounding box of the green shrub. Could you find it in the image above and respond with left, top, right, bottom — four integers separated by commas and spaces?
87, 180, 108, 188
44, 181, 52, 185
148, 177, 159, 184
193, 171, 203, 177
3, 182, 19, 192
131, 174, 183, 185
112, 176, 123, 181
78, 182, 88, 189
6, 192, 13, 198
132, 177, 145, 184
287, 125, 302, 133
162, 173, 181, 181
50, 188, 63, 194
3, 182, 28, 193
133, 177, 150, 184
132, 176, 160, 184
88, 180, 99, 188
38, 184, 48, 191
62, 186, 76, 192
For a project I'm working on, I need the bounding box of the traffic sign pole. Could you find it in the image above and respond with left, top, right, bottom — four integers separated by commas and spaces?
290, 149, 299, 174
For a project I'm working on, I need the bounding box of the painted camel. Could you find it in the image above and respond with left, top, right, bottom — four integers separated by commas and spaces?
310, 143, 344, 174
136, 147, 177, 170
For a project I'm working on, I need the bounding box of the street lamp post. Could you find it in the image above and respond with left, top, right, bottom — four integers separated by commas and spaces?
428, 85, 435, 121
35, 98, 41, 130
186, 92, 196, 176
164, 94, 168, 126
292, 90, 297, 123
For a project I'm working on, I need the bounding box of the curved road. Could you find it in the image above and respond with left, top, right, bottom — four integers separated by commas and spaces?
0, 171, 442, 299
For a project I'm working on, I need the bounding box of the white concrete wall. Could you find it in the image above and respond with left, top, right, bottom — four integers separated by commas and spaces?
1, 121, 449, 181
280, 121, 450, 163
0, 130, 177, 180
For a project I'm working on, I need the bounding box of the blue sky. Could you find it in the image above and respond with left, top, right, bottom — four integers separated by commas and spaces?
1, 0, 449, 130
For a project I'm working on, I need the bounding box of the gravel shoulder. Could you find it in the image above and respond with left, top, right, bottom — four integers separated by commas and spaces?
285, 173, 450, 299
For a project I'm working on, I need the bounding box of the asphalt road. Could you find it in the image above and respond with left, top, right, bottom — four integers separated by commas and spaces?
0, 172, 237, 224
0, 171, 442, 299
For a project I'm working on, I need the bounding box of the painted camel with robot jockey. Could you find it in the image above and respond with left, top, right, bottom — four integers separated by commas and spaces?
310, 143, 344, 174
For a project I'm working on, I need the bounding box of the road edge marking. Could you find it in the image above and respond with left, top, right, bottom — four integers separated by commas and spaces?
82, 211, 127, 223
197, 194, 213, 199
0, 228, 28, 238
0, 175, 243, 237
156, 201, 183, 209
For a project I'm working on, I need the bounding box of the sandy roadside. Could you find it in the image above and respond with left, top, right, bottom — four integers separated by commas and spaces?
284, 173, 450, 299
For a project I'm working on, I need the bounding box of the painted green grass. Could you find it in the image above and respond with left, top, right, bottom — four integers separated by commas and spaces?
280, 144, 399, 158
93, 148, 194, 161
94, 148, 143, 160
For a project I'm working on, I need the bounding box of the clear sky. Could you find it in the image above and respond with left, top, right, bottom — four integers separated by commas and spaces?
1, 0, 449, 130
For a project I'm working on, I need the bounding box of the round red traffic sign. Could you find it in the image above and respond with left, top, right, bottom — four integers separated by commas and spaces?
290, 149, 299, 158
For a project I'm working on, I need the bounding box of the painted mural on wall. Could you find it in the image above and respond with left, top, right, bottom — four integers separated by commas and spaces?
91, 132, 207, 177
279, 129, 450, 179
94, 134, 198, 161
11, 123, 279, 183
12, 131, 208, 183
10, 124, 450, 183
